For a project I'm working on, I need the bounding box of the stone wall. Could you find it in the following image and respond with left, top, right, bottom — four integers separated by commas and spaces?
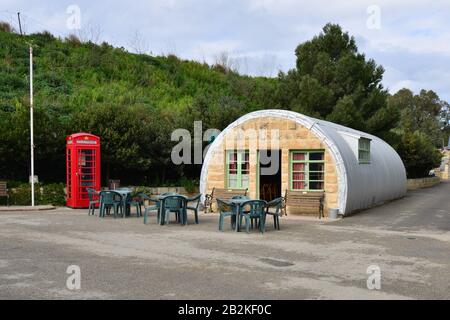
436, 165, 449, 180
407, 176, 440, 190
435, 150, 449, 180
204, 117, 339, 216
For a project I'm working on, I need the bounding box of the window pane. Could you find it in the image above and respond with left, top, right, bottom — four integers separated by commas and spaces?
293, 163, 306, 171
309, 163, 324, 172
292, 152, 306, 161
309, 182, 324, 190
229, 152, 237, 162
228, 179, 237, 188
241, 175, 249, 188
293, 181, 306, 190
309, 172, 324, 181
359, 149, 370, 162
293, 172, 305, 180
309, 152, 324, 161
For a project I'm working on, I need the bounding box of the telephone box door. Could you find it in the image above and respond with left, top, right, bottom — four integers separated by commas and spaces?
76, 148, 97, 205
66, 133, 101, 208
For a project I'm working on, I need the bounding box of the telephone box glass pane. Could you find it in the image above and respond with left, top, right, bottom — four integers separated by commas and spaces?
78, 149, 96, 200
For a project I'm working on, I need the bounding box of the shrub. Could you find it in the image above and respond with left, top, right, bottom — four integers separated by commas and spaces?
7, 182, 66, 206
132, 186, 153, 196
40, 183, 66, 206
65, 34, 82, 46
180, 177, 199, 194
0, 21, 15, 33
8, 183, 33, 205
395, 131, 442, 178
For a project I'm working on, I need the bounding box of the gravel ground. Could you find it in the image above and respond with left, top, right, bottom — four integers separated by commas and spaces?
0, 182, 449, 299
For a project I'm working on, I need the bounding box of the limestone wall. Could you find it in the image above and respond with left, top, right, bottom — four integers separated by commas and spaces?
407, 176, 441, 190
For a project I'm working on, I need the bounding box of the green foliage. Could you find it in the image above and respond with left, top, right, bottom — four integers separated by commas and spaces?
40, 183, 66, 206
393, 131, 441, 179
132, 186, 154, 196
0, 22, 448, 184
8, 182, 66, 206
278, 23, 394, 138
0, 26, 276, 185
387, 88, 448, 178
327, 96, 364, 130
179, 177, 199, 194
389, 89, 446, 145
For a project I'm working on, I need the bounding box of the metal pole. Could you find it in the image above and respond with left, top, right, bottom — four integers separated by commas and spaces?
30, 46, 35, 207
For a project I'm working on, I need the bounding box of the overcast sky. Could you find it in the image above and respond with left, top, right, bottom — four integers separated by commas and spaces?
2, 0, 450, 101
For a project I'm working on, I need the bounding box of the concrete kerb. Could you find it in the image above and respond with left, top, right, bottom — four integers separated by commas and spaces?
0, 205, 56, 212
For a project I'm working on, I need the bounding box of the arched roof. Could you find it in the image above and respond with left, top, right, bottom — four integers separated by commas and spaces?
200, 109, 407, 215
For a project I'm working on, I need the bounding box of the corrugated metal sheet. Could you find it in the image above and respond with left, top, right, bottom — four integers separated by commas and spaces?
200, 109, 407, 215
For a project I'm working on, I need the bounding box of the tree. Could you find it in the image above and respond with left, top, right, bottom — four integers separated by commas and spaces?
278, 23, 396, 139
72, 104, 154, 184
393, 130, 441, 178
389, 88, 446, 145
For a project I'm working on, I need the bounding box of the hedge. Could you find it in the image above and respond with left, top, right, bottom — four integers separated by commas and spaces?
2, 182, 66, 206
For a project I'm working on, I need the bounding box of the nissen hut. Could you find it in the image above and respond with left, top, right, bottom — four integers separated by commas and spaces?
200, 109, 407, 216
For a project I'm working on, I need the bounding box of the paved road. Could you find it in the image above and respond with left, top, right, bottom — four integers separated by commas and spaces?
0, 182, 449, 299
336, 180, 450, 233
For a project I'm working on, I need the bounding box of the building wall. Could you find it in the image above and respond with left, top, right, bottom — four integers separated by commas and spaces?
437, 150, 450, 180
204, 117, 339, 216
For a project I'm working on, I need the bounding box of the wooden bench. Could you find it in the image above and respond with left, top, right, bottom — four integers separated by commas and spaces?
0, 181, 9, 206
283, 190, 324, 218
204, 188, 248, 213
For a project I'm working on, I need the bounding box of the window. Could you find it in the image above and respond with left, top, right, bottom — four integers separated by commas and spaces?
290, 151, 325, 191
358, 138, 371, 164
226, 150, 249, 189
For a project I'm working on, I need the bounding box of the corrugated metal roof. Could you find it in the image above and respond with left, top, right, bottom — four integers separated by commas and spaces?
200, 109, 407, 215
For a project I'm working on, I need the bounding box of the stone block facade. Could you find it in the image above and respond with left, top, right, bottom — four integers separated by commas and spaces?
204, 117, 339, 216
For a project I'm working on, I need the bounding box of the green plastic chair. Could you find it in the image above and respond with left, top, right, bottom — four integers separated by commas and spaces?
140, 194, 160, 224
99, 190, 123, 218
265, 197, 284, 230
217, 198, 237, 231
231, 195, 249, 200
126, 192, 145, 217
239, 200, 268, 233
86, 188, 100, 216
186, 194, 201, 224
231, 195, 252, 225
161, 192, 177, 196
163, 195, 187, 225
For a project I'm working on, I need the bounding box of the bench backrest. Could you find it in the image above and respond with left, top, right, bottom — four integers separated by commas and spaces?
284, 190, 324, 207
213, 188, 247, 201
0, 181, 7, 197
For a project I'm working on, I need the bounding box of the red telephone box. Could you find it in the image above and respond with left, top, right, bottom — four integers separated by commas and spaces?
66, 133, 101, 208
